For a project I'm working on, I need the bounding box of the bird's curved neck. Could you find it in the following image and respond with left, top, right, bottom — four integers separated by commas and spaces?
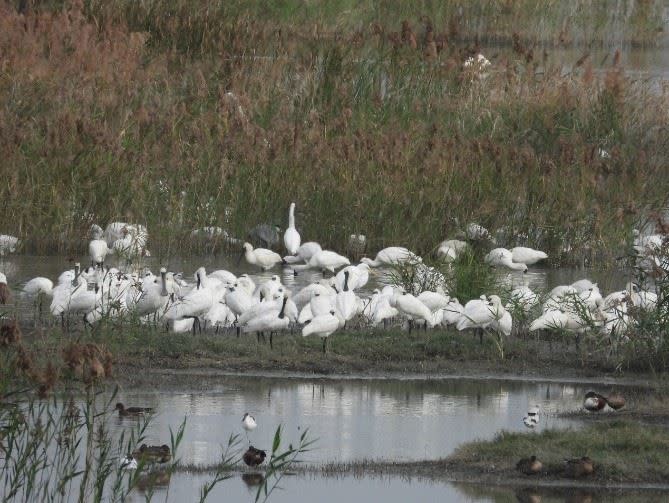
288, 205, 295, 228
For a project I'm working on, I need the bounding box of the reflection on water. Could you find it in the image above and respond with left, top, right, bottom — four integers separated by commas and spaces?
127, 472, 668, 503
110, 376, 592, 466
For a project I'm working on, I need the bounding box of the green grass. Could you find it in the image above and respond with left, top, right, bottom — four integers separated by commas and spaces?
1, 2, 669, 262
17, 321, 667, 376
450, 421, 669, 483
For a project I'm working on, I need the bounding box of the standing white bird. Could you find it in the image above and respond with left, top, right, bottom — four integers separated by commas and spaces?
283, 202, 301, 255
302, 310, 340, 353
242, 243, 283, 271
456, 295, 510, 341
242, 296, 291, 348
242, 412, 257, 443
360, 247, 416, 268
89, 225, 112, 267
484, 248, 528, 272
335, 271, 358, 323
510, 247, 548, 265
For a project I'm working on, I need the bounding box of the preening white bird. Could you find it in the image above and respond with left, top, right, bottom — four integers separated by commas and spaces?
293, 281, 335, 307
529, 309, 588, 333
131, 268, 170, 318
283, 242, 322, 264
456, 295, 509, 335
112, 224, 148, 259
293, 250, 350, 274
334, 263, 370, 292
242, 243, 283, 271
283, 202, 301, 255
164, 268, 221, 329
242, 297, 291, 348
22, 277, 54, 300
335, 271, 358, 322
360, 247, 416, 268
235, 274, 256, 296
89, 238, 111, 267
369, 290, 399, 327
390, 291, 434, 329
506, 286, 538, 314
441, 298, 464, 326
510, 247, 548, 265
255, 276, 282, 301
417, 290, 450, 313
209, 269, 237, 285
309, 292, 336, 318
570, 279, 597, 293
239, 290, 285, 325
484, 248, 527, 272
437, 239, 468, 261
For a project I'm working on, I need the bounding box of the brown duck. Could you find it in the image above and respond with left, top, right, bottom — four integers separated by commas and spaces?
584, 391, 625, 411
132, 444, 171, 464
516, 455, 542, 475
243, 446, 267, 467
115, 402, 153, 417
563, 457, 594, 478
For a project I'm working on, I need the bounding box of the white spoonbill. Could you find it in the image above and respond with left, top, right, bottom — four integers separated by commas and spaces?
484, 248, 527, 272
334, 263, 370, 291
0, 272, 10, 304
361, 247, 416, 267
283, 242, 322, 264
335, 271, 358, 323
21, 277, 54, 301
510, 247, 548, 265
283, 202, 301, 255
293, 250, 350, 274
302, 310, 340, 353
242, 296, 291, 348
390, 291, 434, 330
436, 239, 468, 261
242, 243, 283, 271
89, 226, 112, 267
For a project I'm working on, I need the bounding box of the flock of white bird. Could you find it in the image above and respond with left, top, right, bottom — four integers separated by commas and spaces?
1, 203, 666, 353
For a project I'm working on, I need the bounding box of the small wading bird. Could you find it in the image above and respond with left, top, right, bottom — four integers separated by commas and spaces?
115, 402, 154, 417
242, 412, 257, 443
523, 405, 540, 428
